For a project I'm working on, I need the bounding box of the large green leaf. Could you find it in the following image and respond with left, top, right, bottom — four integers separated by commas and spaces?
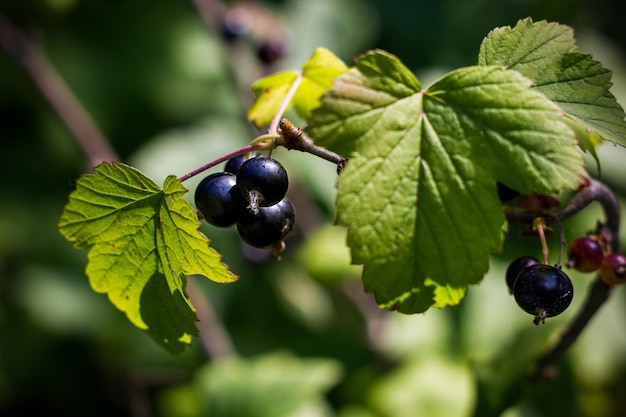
479, 18, 626, 149
58, 162, 237, 354
307, 50, 585, 312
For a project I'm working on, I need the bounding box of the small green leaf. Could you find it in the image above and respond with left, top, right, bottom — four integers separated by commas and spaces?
58, 162, 237, 354
248, 71, 300, 127
308, 50, 585, 312
248, 47, 347, 127
479, 18, 626, 149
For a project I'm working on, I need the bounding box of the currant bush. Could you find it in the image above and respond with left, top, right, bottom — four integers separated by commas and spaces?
513, 264, 574, 324
566, 236, 605, 272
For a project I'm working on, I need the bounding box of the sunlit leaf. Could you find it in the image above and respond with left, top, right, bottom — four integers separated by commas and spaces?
479, 18, 626, 149
248, 47, 347, 127
58, 162, 237, 354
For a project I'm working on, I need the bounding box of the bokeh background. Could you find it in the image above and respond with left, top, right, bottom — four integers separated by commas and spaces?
2, 0, 626, 416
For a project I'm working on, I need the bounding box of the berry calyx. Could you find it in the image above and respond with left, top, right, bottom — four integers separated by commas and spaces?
566, 236, 604, 272
600, 253, 626, 285
513, 264, 574, 324
236, 198, 295, 248
505, 256, 540, 294
195, 172, 245, 227
237, 156, 289, 209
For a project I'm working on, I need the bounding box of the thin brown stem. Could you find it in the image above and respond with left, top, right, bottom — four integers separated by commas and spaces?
0, 13, 118, 166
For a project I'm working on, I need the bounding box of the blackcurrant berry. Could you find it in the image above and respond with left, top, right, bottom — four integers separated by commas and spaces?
566, 236, 604, 272
497, 182, 519, 202
237, 156, 288, 208
513, 264, 573, 324
195, 172, 245, 227
600, 253, 626, 285
236, 198, 295, 248
224, 152, 258, 175
505, 256, 540, 294
256, 38, 288, 64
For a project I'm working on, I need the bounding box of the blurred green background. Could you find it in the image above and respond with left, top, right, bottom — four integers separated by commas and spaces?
2, 0, 626, 416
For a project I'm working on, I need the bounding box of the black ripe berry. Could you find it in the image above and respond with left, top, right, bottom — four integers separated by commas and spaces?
195, 172, 244, 227
497, 182, 519, 202
237, 156, 288, 208
505, 256, 540, 294
513, 264, 574, 324
225, 152, 258, 175
237, 198, 295, 248
566, 236, 604, 272
256, 38, 288, 64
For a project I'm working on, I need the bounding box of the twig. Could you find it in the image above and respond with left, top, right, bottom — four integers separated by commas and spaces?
0, 13, 118, 166
187, 277, 236, 360
504, 179, 621, 378
278, 118, 347, 173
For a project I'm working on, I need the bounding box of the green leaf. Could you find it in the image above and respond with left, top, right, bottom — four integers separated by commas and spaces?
307, 50, 585, 312
58, 162, 237, 354
248, 71, 300, 127
248, 47, 348, 127
478, 18, 626, 149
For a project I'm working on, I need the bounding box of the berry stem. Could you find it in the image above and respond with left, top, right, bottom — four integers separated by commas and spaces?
178, 143, 268, 182
268, 74, 303, 135
534, 218, 551, 265
505, 179, 621, 378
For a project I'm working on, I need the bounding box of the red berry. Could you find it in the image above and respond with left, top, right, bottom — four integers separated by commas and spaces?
600, 253, 626, 285
566, 236, 604, 273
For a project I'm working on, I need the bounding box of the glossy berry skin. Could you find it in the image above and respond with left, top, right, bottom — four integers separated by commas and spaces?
505, 256, 540, 294
513, 264, 574, 324
224, 152, 258, 175
237, 156, 288, 207
236, 198, 295, 248
195, 172, 245, 227
600, 253, 626, 285
566, 236, 604, 272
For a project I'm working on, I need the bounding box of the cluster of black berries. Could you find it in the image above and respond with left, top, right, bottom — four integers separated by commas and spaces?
505, 234, 626, 324
194, 154, 295, 249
